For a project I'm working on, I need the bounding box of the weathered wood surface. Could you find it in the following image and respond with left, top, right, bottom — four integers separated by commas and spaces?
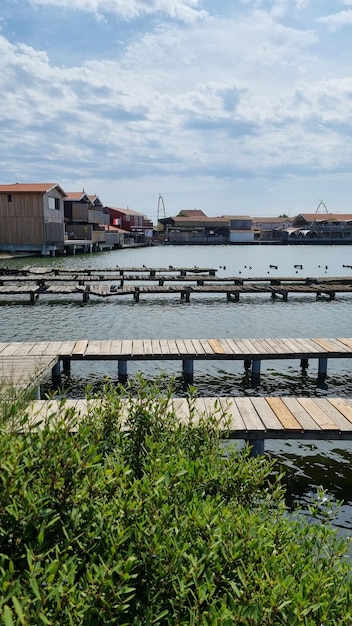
1, 338, 352, 362
0, 282, 351, 302
0, 354, 58, 390
22, 396, 352, 440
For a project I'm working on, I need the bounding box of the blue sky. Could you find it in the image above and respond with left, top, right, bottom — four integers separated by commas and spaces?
1, 0, 352, 222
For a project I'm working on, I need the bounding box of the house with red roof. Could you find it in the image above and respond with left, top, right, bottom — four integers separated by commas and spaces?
0, 183, 66, 255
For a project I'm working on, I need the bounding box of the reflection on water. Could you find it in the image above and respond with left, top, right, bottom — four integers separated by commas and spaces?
2, 245, 352, 538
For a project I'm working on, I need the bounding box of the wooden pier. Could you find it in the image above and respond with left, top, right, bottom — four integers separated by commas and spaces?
0, 266, 352, 303
21, 395, 352, 455
2, 337, 352, 454
1, 337, 352, 387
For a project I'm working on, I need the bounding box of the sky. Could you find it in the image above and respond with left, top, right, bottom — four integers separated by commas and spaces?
1, 1, 352, 223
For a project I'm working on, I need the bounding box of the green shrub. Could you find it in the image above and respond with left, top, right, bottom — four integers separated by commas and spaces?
0, 377, 351, 625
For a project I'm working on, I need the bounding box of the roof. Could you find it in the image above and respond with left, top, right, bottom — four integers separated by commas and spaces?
65, 191, 91, 202
172, 215, 229, 224
0, 183, 66, 196
294, 213, 352, 222
108, 206, 146, 217
177, 210, 207, 217
252, 217, 291, 224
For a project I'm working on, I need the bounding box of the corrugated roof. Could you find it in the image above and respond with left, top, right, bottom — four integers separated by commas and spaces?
0, 183, 66, 195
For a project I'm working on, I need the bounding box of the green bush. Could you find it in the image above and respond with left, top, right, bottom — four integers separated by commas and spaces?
0, 378, 351, 625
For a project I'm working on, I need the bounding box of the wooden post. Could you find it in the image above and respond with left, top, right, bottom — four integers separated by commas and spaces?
183, 359, 194, 383
62, 357, 71, 373
244, 359, 251, 371
118, 360, 128, 383
248, 439, 265, 456
251, 359, 261, 384
134, 287, 140, 302
52, 360, 61, 383
318, 357, 328, 380
300, 358, 309, 371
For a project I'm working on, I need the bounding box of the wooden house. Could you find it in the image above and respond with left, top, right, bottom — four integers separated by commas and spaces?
64, 192, 110, 247
0, 183, 66, 255
107, 207, 152, 243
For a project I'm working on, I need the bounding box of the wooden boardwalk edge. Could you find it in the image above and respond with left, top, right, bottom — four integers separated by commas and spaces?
21, 396, 352, 442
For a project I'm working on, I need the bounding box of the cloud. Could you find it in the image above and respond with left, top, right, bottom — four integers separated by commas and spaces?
28, 0, 208, 22
317, 9, 352, 29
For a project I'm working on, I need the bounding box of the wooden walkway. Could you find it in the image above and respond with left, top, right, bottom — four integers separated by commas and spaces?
1, 337, 352, 386
0, 266, 351, 302
2, 337, 352, 453
23, 396, 352, 454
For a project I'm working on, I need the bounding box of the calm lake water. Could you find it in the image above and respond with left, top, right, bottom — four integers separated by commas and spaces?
1, 244, 352, 537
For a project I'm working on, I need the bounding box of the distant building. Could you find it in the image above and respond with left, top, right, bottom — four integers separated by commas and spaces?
228, 216, 253, 243
0, 182, 66, 255
64, 191, 111, 249
107, 207, 153, 244
159, 211, 254, 243
283, 213, 352, 243
252, 217, 292, 241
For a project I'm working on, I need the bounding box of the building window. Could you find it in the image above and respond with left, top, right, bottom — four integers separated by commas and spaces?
48, 196, 61, 210
7, 194, 12, 202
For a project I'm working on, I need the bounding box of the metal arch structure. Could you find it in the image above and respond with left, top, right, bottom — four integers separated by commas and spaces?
157, 194, 166, 223
315, 200, 329, 214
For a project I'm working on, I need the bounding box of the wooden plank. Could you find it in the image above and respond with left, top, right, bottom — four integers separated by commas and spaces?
280, 397, 320, 430
120, 340, 133, 356
251, 397, 284, 430
159, 339, 170, 355
312, 338, 345, 353
151, 339, 162, 355
313, 398, 352, 431
218, 397, 246, 431
143, 339, 154, 355
199, 339, 217, 355
296, 398, 339, 430
109, 340, 123, 356
166, 339, 180, 355
266, 397, 302, 431
183, 339, 196, 355
190, 339, 207, 355
132, 340, 145, 356
328, 398, 352, 425
72, 340, 89, 356
85, 341, 105, 356
234, 397, 265, 431
338, 338, 352, 351
168, 398, 190, 424
208, 339, 226, 354
175, 339, 188, 356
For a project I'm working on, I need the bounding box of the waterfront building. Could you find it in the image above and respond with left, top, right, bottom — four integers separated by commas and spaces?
0, 182, 66, 255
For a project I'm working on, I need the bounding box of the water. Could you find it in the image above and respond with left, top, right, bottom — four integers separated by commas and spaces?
1, 244, 352, 538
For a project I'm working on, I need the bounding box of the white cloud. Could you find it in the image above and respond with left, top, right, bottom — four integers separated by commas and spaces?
28, 0, 208, 22
1, 2, 352, 214
317, 9, 352, 29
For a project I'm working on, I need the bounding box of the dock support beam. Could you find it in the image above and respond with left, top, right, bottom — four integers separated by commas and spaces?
248, 439, 265, 456
318, 357, 328, 380
183, 359, 194, 383
118, 360, 128, 383
300, 358, 309, 371
251, 359, 261, 384
52, 360, 61, 383
134, 287, 140, 302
